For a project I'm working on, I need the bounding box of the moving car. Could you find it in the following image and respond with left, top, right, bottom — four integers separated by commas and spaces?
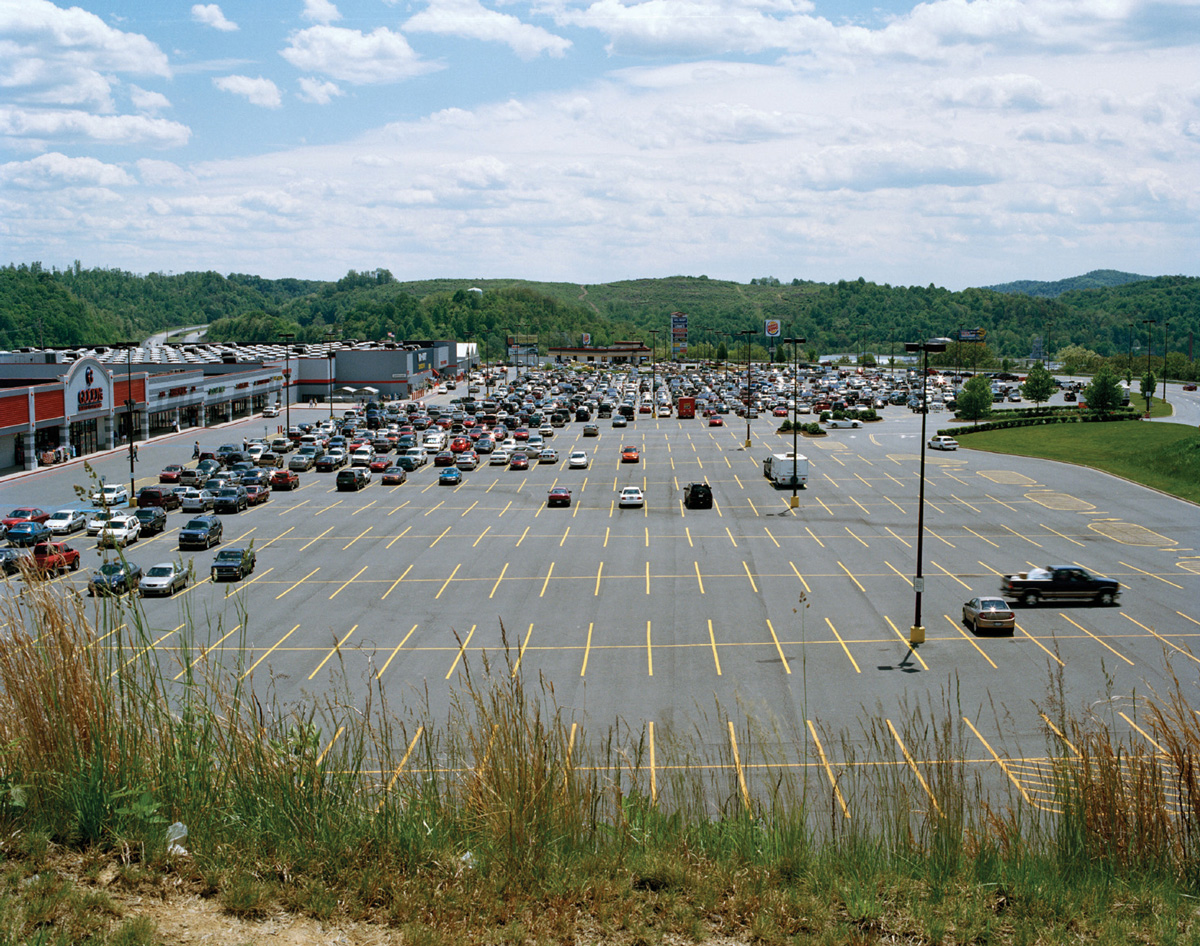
1000, 566, 1121, 607
583, 424, 600, 437
826, 418, 862, 429
683, 482, 713, 509
46, 508, 87, 535
618, 486, 645, 508
455, 452, 479, 471
611, 415, 628, 428
90, 483, 129, 507
211, 547, 256, 582
3, 507, 50, 529
439, 468, 463, 486
547, 486, 572, 507
539, 448, 559, 464
568, 450, 589, 469
96, 515, 140, 549
509, 453, 529, 471
928, 435, 959, 451
140, 562, 189, 597
962, 597, 1015, 634
245, 485, 269, 506
133, 507, 168, 535
159, 464, 186, 483
88, 561, 143, 596
0, 548, 30, 575
270, 469, 300, 491
708, 416, 724, 426
213, 487, 249, 513
489, 450, 511, 466
7, 521, 53, 547
178, 516, 222, 550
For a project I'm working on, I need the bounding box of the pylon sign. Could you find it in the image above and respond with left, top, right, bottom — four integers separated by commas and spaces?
765, 319, 782, 338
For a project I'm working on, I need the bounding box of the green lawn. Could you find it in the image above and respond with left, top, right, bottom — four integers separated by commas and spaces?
961, 418, 1200, 504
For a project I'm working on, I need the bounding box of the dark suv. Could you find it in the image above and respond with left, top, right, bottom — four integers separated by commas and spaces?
683, 482, 713, 509
178, 516, 223, 549
336, 468, 370, 492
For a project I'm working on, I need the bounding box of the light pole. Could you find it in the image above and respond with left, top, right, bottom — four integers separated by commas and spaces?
326, 328, 337, 419
740, 329, 754, 448
781, 333, 806, 508
278, 332, 294, 434
1162, 320, 1169, 403
904, 336, 951, 645
1142, 319, 1155, 413
124, 343, 136, 504
1127, 322, 1134, 384
649, 329, 660, 419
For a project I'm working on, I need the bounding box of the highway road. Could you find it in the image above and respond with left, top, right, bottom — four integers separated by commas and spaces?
3, 388, 1197, 812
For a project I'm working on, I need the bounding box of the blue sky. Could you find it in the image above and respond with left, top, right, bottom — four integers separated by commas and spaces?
2, 0, 1198, 289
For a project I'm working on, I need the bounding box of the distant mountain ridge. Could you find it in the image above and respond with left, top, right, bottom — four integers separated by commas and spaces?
982, 269, 1154, 298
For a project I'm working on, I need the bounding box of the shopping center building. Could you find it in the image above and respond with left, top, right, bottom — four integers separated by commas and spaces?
0, 338, 462, 471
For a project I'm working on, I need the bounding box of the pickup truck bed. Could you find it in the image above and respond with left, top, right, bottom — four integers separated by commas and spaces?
1000, 567, 1120, 607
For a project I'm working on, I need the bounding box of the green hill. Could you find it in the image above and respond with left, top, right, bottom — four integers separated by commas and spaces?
982, 269, 1153, 297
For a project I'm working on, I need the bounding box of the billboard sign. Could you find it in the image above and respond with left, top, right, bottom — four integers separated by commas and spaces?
957, 328, 986, 343
582, 333, 591, 347
506, 335, 538, 365
765, 319, 782, 338
671, 311, 688, 358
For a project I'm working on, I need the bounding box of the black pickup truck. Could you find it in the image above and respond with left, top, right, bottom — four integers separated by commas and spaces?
999, 566, 1121, 607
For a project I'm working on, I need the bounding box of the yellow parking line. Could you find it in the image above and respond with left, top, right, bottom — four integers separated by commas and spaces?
594, 561, 603, 596
386, 525, 412, 549
885, 561, 912, 586
1016, 623, 1063, 666
1121, 613, 1200, 663
815, 496, 834, 516
886, 527, 911, 548
804, 526, 824, 548
825, 618, 860, 672
343, 527, 371, 550
845, 527, 869, 547
445, 624, 477, 679
276, 567, 319, 599
580, 622, 594, 675
380, 725, 423, 802
963, 716, 1032, 805
381, 564, 413, 601
789, 562, 811, 594
489, 562, 508, 598
473, 526, 490, 546
299, 526, 332, 551
314, 500, 343, 515
945, 614, 998, 668
351, 500, 377, 516
513, 623, 534, 674
430, 526, 451, 548
1002, 524, 1042, 547
462, 500, 478, 517
242, 624, 299, 678
742, 561, 758, 593
964, 526, 999, 547
764, 527, 780, 548
884, 616, 928, 670
1119, 711, 1166, 754
838, 561, 865, 594
175, 623, 240, 679
515, 526, 529, 547
765, 619, 790, 673
808, 721, 849, 819
387, 501, 410, 515
424, 500, 444, 517
747, 498, 759, 517
329, 566, 367, 600
931, 560, 972, 590
260, 526, 294, 549
1120, 561, 1183, 589
540, 562, 555, 597
1059, 613, 1134, 665
646, 621, 653, 676
728, 721, 750, 812
435, 563, 461, 599
280, 499, 309, 515
645, 561, 651, 595
886, 496, 906, 514
952, 494, 982, 514
309, 625, 358, 680
726, 527, 738, 547
987, 494, 1020, 513
849, 495, 870, 516
1041, 524, 1085, 547
887, 719, 941, 815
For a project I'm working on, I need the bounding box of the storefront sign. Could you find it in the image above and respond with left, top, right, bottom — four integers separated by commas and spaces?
78, 387, 103, 409
208, 385, 226, 396
64, 357, 113, 418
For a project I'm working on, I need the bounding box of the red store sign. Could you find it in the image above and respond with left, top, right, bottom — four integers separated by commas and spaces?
78, 388, 104, 410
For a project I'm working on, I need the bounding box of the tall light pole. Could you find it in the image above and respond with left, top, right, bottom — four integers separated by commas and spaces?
1142, 319, 1156, 413
1127, 322, 1134, 384
1162, 320, 1169, 403
326, 328, 337, 419
649, 329, 660, 419
781, 333, 806, 509
904, 336, 950, 645
740, 329, 755, 448
124, 343, 136, 504
278, 332, 294, 434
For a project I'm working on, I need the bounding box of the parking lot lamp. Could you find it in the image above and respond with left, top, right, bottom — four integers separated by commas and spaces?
1162, 319, 1169, 403
649, 329, 660, 418
781, 334, 807, 508
740, 329, 755, 448
1126, 322, 1134, 384
278, 332, 294, 434
326, 328, 337, 419
904, 336, 950, 645
1141, 319, 1155, 411
123, 343, 136, 503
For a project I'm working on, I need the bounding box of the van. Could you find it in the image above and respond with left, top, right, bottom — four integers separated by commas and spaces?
763, 453, 809, 488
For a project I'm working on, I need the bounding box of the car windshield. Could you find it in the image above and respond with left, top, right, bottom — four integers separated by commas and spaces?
215, 551, 241, 561
184, 520, 209, 530
98, 564, 124, 575
50, 512, 72, 520
147, 566, 174, 577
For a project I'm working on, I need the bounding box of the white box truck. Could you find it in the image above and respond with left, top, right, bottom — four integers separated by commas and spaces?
763, 452, 809, 488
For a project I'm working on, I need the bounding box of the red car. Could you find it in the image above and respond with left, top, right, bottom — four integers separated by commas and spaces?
547, 487, 572, 508
509, 453, 530, 470
269, 469, 300, 491
159, 464, 186, 483
369, 456, 390, 472
381, 467, 408, 486
32, 541, 81, 576
2, 507, 50, 529
513, 428, 530, 442
433, 451, 456, 467
773, 407, 788, 417
1185, 383, 1198, 392
708, 416, 724, 427
245, 485, 269, 505
621, 446, 640, 463
450, 437, 471, 453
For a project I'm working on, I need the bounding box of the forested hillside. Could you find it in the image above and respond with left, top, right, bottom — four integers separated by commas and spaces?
983, 269, 1153, 297
1, 263, 1196, 372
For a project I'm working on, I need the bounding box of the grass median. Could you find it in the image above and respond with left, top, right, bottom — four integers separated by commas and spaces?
956, 412, 1200, 505
4, 577, 1200, 944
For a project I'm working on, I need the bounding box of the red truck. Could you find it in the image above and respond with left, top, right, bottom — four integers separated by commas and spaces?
676, 396, 696, 419
32, 541, 81, 576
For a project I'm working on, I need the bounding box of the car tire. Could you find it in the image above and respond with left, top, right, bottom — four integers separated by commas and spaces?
1022, 590, 1040, 607
69, 559, 79, 571
1097, 590, 1116, 607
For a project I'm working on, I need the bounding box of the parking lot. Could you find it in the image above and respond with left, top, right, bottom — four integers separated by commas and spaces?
2, 385, 1197, 810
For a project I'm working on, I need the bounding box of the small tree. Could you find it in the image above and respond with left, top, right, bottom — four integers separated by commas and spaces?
957, 374, 993, 422
1140, 370, 1157, 413
1083, 365, 1124, 413
1021, 362, 1056, 408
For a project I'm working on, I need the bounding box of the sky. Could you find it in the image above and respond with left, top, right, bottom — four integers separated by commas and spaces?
1, 0, 1198, 290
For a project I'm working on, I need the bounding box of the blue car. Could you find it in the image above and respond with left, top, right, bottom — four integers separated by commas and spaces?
439, 468, 462, 486
7, 521, 52, 547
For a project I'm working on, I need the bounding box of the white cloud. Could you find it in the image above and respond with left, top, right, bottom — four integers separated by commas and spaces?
297, 77, 344, 104
280, 26, 440, 84
136, 158, 194, 187
0, 152, 133, 189
191, 4, 238, 32
405, 0, 571, 59
0, 106, 191, 147
928, 74, 1057, 111
302, 0, 342, 24
213, 75, 283, 108
130, 85, 172, 113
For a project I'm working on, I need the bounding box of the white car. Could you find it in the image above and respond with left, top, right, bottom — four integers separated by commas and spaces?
47, 508, 87, 535
97, 515, 141, 548
263, 405, 280, 418
618, 486, 644, 508
90, 483, 129, 507
86, 510, 118, 536
928, 435, 959, 451
181, 489, 216, 512
351, 446, 374, 467
140, 562, 189, 597
489, 450, 511, 466
826, 418, 862, 429
538, 448, 559, 464
568, 450, 590, 469
611, 415, 628, 427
